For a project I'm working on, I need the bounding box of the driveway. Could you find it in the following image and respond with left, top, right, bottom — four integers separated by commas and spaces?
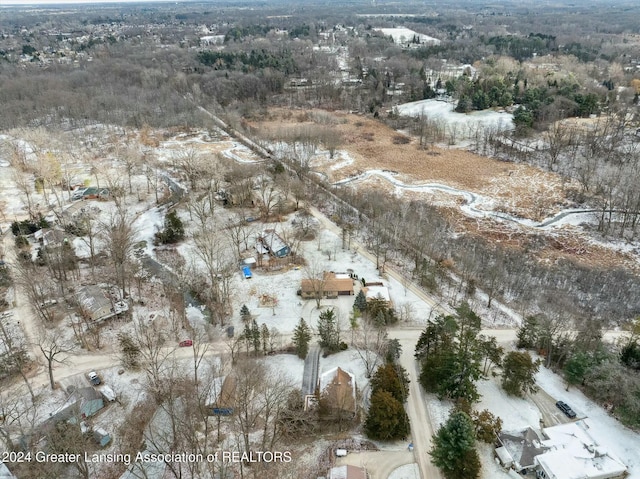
302, 344, 321, 395
528, 387, 574, 427
335, 450, 416, 479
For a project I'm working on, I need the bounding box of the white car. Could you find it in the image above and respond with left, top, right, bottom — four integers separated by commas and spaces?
87, 371, 101, 386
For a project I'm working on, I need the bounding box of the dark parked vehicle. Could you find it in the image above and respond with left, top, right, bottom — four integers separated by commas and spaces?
179, 339, 193, 347
556, 400, 577, 418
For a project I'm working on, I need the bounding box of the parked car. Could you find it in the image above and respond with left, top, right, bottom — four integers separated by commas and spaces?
179, 339, 193, 347
87, 371, 101, 386
100, 385, 117, 402
555, 400, 577, 418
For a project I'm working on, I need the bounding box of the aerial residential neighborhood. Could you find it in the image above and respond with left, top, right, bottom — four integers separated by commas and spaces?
1, 0, 640, 479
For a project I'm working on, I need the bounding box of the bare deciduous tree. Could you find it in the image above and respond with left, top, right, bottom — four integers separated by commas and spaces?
37, 330, 75, 389
102, 208, 136, 298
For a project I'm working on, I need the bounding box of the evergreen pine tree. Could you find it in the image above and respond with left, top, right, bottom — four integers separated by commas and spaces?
430, 411, 480, 479
353, 290, 367, 312
250, 319, 261, 353
364, 390, 409, 440
240, 304, 251, 323
317, 308, 339, 352
261, 323, 270, 354
292, 318, 312, 359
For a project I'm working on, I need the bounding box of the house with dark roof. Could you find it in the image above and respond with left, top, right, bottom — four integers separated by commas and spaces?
258, 230, 290, 258
497, 427, 548, 472
498, 420, 627, 479
534, 419, 626, 479
53, 387, 105, 423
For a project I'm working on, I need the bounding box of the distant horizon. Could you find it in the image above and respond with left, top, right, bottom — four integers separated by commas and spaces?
1, 0, 184, 5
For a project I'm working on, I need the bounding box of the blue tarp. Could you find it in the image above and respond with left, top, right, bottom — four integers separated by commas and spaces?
242, 266, 252, 279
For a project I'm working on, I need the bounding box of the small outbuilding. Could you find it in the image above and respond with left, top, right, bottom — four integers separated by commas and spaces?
258, 230, 290, 258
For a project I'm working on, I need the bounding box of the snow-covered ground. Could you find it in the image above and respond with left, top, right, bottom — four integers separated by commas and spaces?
476, 376, 541, 431
388, 463, 420, 479
395, 99, 514, 139
3, 123, 640, 479
376, 28, 440, 46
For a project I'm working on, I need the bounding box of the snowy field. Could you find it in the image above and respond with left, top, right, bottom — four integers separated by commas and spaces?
375, 28, 440, 45
395, 99, 514, 140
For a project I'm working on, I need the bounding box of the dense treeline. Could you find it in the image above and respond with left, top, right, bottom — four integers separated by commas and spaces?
197, 49, 298, 75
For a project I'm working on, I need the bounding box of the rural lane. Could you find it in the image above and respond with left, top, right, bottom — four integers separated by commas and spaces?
391, 328, 443, 479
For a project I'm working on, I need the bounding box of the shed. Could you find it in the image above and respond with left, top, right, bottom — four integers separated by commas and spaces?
93, 427, 111, 447
259, 230, 290, 258
242, 257, 257, 268
496, 446, 514, 468
100, 386, 116, 402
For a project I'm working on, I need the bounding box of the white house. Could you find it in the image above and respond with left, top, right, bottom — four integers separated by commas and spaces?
534, 419, 627, 479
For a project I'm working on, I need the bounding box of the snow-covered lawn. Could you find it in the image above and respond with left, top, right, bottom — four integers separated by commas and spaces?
395, 99, 514, 140
476, 376, 541, 430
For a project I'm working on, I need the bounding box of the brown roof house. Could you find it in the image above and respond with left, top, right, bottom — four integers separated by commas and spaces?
300, 272, 354, 299
318, 367, 357, 419
328, 465, 368, 479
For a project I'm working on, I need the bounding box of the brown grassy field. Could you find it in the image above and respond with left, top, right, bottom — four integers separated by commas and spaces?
254, 108, 572, 220
252, 108, 635, 269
